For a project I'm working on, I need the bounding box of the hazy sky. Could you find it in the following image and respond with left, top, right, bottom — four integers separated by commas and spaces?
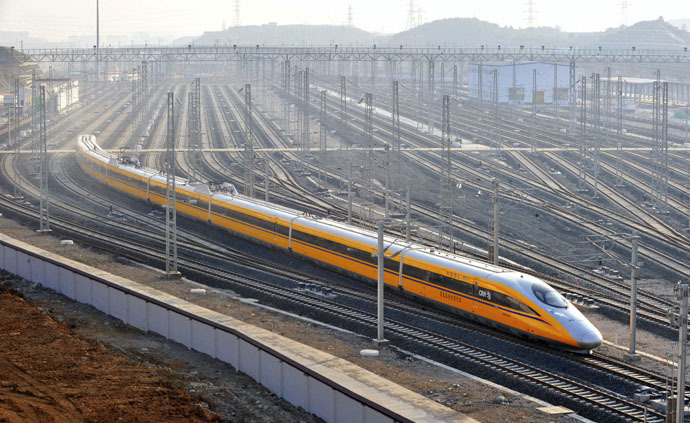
0, 0, 687, 43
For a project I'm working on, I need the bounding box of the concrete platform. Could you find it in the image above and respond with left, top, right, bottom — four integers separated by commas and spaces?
0, 232, 478, 423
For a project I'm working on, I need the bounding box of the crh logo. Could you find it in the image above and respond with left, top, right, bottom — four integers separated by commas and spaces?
478, 289, 491, 301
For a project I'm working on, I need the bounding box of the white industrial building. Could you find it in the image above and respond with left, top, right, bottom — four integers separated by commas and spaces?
40, 80, 80, 115
468, 62, 572, 105
2, 80, 80, 117
0, 88, 30, 114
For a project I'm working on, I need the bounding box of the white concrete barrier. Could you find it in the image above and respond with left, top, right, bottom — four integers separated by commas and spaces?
0, 234, 473, 423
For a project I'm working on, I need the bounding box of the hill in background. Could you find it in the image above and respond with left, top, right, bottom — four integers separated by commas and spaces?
0, 47, 42, 92
385, 18, 570, 48
594, 17, 690, 49
195, 23, 376, 46
193, 17, 690, 51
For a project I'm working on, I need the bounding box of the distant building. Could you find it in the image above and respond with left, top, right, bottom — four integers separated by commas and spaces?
32, 80, 80, 115
51, 80, 80, 114
468, 62, 573, 105
0, 88, 30, 115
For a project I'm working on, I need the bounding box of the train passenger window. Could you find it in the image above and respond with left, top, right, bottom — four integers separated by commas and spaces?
384, 257, 398, 271
276, 224, 289, 236
150, 184, 165, 195
427, 273, 473, 295
429, 273, 443, 285
405, 266, 431, 282
454, 279, 474, 295
531, 283, 567, 308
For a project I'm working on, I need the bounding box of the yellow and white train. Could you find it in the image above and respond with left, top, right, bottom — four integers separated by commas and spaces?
76, 135, 602, 351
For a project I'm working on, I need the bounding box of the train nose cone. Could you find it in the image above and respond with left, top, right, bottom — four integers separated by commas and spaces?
579, 330, 602, 349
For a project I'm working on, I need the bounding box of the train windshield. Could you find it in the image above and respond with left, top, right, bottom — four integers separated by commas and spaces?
531, 283, 567, 308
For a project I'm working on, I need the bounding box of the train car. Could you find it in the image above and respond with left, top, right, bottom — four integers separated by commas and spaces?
75, 135, 602, 351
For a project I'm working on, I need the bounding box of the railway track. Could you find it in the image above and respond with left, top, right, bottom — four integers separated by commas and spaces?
0, 190, 669, 423
308, 75, 690, 268
245, 77, 688, 330
0, 77, 686, 422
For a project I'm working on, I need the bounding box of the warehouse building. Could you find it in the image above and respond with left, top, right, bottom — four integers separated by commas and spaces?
468, 62, 572, 105
36, 80, 80, 115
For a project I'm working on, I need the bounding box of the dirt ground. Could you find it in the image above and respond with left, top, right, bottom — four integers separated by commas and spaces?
0, 288, 222, 423
0, 278, 327, 423
0, 215, 591, 422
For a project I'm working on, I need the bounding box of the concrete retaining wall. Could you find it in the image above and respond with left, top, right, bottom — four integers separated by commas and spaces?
0, 235, 472, 423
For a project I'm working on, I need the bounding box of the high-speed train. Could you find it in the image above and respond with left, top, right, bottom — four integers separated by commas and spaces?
76, 135, 602, 351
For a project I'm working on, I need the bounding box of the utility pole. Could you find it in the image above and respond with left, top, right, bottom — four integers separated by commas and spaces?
234, 0, 241, 26
374, 218, 406, 348
244, 83, 254, 198
371, 57, 377, 93
392, 80, 401, 172
283, 61, 291, 144
627, 231, 640, 358
492, 178, 499, 265
604, 67, 611, 138
492, 69, 501, 153
7, 94, 11, 158
406, 183, 411, 242
165, 92, 180, 278
440, 62, 445, 96
264, 158, 270, 202
615, 75, 624, 187
478, 61, 483, 105
577, 76, 587, 192
302, 68, 310, 154
31, 71, 37, 168
38, 86, 50, 233
131, 66, 139, 142
392, 80, 403, 213
439, 94, 453, 251
347, 162, 352, 224
188, 77, 202, 183
526, 0, 535, 27
674, 281, 688, 423
553, 64, 558, 119
363, 92, 373, 221
428, 60, 435, 99
426, 60, 434, 133
592, 73, 600, 199
319, 90, 327, 151
384, 143, 390, 219
417, 62, 424, 130
96, 0, 100, 84
651, 71, 669, 214
340, 76, 347, 149
374, 220, 390, 348
568, 60, 577, 134
532, 68, 537, 116
662, 82, 669, 212
141, 61, 148, 133
67, 62, 72, 108
12, 78, 21, 199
